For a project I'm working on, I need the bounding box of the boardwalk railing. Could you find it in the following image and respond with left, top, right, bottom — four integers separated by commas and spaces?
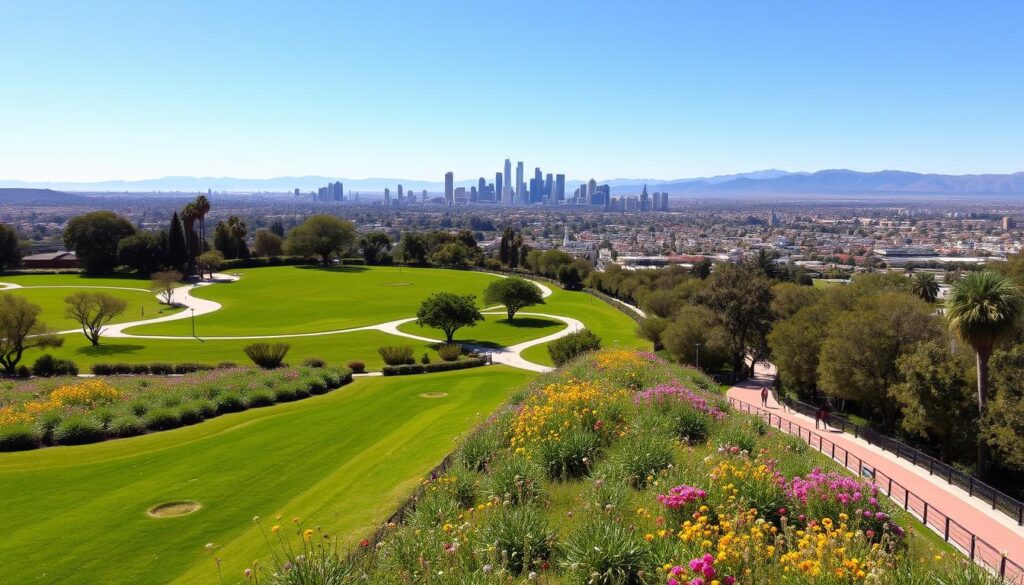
779, 395, 1024, 527
730, 396, 1024, 584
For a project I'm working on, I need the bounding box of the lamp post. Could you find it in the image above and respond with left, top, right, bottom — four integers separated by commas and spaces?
694, 342, 701, 370
191, 308, 196, 338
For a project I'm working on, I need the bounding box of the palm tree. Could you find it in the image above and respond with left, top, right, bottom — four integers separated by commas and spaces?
748, 249, 779, 279
945, 271, 1024, 477
909, 272, 940, 303
194, 194, 211, 252
181, 202, 200, 273
226, 215, 247, 259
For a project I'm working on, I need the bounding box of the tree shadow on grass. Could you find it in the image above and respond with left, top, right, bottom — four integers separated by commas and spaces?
496, 317, 561, 329
294, 265, 369, 273
73, 344, 147, 357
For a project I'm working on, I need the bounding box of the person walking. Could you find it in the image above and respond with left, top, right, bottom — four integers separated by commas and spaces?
815, 406, 824, 430
760, 387, 769, 408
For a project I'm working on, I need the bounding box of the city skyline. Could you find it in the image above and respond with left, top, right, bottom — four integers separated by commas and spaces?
2, 1, 1022, 182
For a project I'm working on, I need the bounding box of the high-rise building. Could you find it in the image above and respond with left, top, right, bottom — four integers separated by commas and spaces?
384, 188, 391, 206
555, 174, 565, 201
640, 185, 649, 211
470, 186, 477, 202
1003, 216, 1015, 230
397, 184, 404, 202
544, 173, 553, 200
294, 188, 300, 197
516, 161, 525, 203
587, 179, 597, 205
495, 172, 504, 204
444, 171, 454, 205
454, 186, 466, 204
422, 189, 428, 203
503, 159, 512, 204
530, 167, 543, 203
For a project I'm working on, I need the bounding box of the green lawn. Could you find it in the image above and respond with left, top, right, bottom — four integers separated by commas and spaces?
0, 366, 531, 585
125, 266, 505, 337
0, 274, 180, 331
397, 313, 566, 347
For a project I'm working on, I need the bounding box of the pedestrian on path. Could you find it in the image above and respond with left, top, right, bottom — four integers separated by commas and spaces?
815, 406, 825, 429
760, 387, 769, 408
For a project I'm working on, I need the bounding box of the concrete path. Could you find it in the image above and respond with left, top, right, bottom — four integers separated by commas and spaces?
727, 363, 1024, 582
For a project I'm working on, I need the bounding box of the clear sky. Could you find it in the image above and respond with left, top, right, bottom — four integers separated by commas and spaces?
1, 0, 1022, 182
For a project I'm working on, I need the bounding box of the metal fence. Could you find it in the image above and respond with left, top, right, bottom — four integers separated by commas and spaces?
730, 396, 1024, 584
780, 396, 1024, 526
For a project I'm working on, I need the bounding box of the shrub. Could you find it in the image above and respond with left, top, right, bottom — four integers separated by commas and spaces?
382, 357, 487, 376
420, 352, 431, 365
215, 361, 238, 369
407, 490, 462, 530
488, 455, 544, 505
215, 392, 246, 414
176, 401, 205, 425
302, 357, 325, 368
378, 345, 414, 366
548, 329, 601, 366
34, 410, 63, 443
480, 505, 556, 575
125, 398, 149, 417
143, 407, 181, 431
458, 425, 502, 472
108, 415, 145, 437
52, 414, 106, 445
0, 424, 40, 451
245, 389, 276, 408
537, 428, 601, 480
15, 365, 30, 378
148, 363, 174, 375
90, 406, 117, 426
244, 343, 291, 369
346, 360, 365, 374
561, 518, 652, 585
437, 343, 462, 362
615, 429, 675, 489
381, 363, 424, 376
31, 354, 79, 377
669, 406, 712, 444
273, 383, 300, 402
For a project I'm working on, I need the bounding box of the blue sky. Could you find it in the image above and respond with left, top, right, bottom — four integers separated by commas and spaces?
1, 0, 1022, 182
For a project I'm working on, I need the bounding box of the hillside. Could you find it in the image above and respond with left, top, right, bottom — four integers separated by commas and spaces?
0, 188, 89, 205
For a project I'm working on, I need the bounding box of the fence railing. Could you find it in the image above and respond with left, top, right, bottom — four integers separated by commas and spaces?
779, 395, 1024, 526
729, 396, 1024, 584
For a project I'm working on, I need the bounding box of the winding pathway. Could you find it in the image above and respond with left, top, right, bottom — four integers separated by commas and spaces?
1, 272, 570, 373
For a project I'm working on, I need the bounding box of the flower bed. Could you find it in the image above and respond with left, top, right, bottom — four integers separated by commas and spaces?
0, 365, 351, 451
240, 350, 990, 584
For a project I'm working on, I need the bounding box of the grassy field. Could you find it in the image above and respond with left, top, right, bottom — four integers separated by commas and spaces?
396, 313, 566, 347
0, 366, 531, 585
0, 274, 180, 331
125, 266, 504, 336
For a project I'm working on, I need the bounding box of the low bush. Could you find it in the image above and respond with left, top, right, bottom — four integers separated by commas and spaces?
90, 362, 217, 376
488, 455, 544, 505
244, 343, 291, 369
0, 424, 40, 451
148, 363, 174, 375
437, 343, 462, 362
614, 428, 675, 489
420, 353, 430, 365
378, 345, 415, 366
34, 410, 64, 444
52, 414, 105, 445
458, 425, 503, 472
561, 517, 651, 584
31, 354, 79, 377
346, 360, 365, 374
480, 505, 556, 575
382, 356, 487, 376
244, 389, 276, 408
548, 329, 601, 366
302, 357, 325, 368
176, 401, 206, 425
108, 415, 145, 438
143, 407, 181, 431
215, 392, 246, 414
537, 427, 601, 480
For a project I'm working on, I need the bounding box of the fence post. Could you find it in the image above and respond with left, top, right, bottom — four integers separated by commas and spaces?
1018, 504, 1023, 526
969, 477, 974, 497
970, 535, 976, 560
844, 451, 848, 468
1000, 555, 1006, 578
923, 502, 928, 525
944, 517, 950, 541
904, 489, 909, 509
831, 443, 835, 459
993, 491, 998, 510
888, 477, 893, 495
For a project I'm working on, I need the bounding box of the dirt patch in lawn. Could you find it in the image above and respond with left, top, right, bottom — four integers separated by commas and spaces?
419, 392, 448, 399
147, 501, 201, 518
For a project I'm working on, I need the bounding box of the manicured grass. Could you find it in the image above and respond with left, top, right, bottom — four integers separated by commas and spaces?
126, 266, 504, 336
396, 313, 566, 347
0, 366, 531, 585
0, 274, 180, 331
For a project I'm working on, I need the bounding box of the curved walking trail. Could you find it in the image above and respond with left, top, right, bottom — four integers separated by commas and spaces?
2, 272, 571, 373
728, 362, 1024, 583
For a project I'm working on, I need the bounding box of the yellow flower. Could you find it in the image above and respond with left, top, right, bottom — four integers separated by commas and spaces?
303, 528, 314, 539
271, 525, 280, 534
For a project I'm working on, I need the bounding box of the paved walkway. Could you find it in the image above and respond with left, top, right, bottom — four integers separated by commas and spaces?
728, 363, 1024, 581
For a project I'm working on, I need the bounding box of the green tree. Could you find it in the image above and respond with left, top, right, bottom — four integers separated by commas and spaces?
945, 271, 1024, 476
181, 202, 201, 266
196, 250, 225, 279
166, 212, 189, 273
700, 263, 774, 374
661, 305, 730, 370
193, 194, 211, 250
396, 232, 428, 264
483, 276, 545, 320
151, 270, 182, 305
62, 211, 136, 274
770, 282, 823, 320
909, 272, 940, 303
359, 231, 393, 265
415, 292, 483, 342
269, 219, 286, 239
284, 215, 356, 265
767, 301, 839, 399
117, 232, 164, 274
891, 340, 978, 462
691, 258, 713, 279
0, 223, 22, 270
431, 242, 472, 268
64, 291, 128, 346
0, 296, 62, 374
748, 248, 780, 279
983, 343, 1024, 471
548, 329, 601, 366
252, 229, 283, 259
556, 262, 588, 290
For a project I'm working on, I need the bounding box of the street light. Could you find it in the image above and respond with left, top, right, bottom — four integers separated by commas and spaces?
694, 342, 701, 370
191, 308, 196, 338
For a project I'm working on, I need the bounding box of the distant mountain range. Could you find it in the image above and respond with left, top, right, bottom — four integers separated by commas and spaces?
2, 169, 1024, 197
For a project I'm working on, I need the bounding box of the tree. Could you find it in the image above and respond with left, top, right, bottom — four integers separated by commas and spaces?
483, 277, 545, 320
117, 232, 164, 274
181, 202, 201, 266
691, 258, 713, 279
891, 340, 978, 462
167, 212, 189, 273
536, 250, 573, 278
767, 301, 839, 399
0, 223, 22, 270
284, 215, 356, 265
983, 343, 1024, 471
416, 292, 483, 342
197, 250, 225, 279
431, 242, 472, 268
945, 271, 1024, 477
748, 249, 780, 279
661, 305, 730, 370
0, 296, 62, 374
252, 229, 283, 259
226, 215, 249, 259
269, 219, 285, 239
557, 260, 591, 290
194, 194, 211, 250
700, 263, 774, 374
359, 231, 393, 265
548, 330, 601, 366
909, 272, 940, 303
62, 211, 136, 274
770, 282, 823, 320
151, 270, 182, 305
64, 291, 128, 346
637, 316, 668, 351
396, 232, 428, 265
499, 226, 513, 265
818, 292, 942, 428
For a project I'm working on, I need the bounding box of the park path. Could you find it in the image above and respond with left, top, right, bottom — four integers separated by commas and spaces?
728, 363, 1024, 582
3, 272, 572, 373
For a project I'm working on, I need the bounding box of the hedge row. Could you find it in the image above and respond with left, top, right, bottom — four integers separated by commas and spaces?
218, 256, 368, 270
90, 362, 233, 376
382, 356, 488, 376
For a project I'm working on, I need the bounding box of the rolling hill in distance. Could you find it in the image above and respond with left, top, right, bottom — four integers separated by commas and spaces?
3, 169, 1024, 198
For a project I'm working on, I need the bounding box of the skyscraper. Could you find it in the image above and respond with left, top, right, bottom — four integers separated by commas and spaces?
531, 167, 543, 203
544, 173, 553, 200
422, 189, 427, 203
495, 171, 504, 204
384, 187, 391, 206
503, 159, 512, 204
555, 174, 565, 201
444, 171, 454, 205
587, 178, 597, 205
397, 184, 404, 202
515, 161, 524, 203
640, 184, 649, 211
